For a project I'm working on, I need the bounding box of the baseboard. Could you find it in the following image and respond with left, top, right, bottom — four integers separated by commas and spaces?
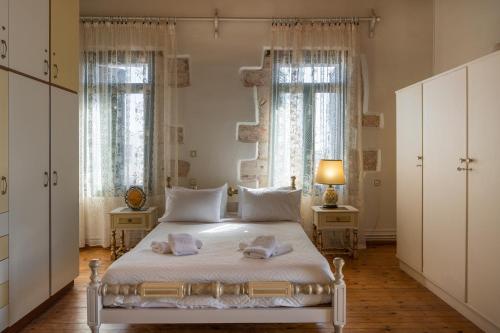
399, 261, 500, 333
5, 281, 74, 333
364, 228, 396, 242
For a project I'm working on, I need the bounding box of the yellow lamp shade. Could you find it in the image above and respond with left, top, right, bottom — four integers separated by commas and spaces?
315, 159, 345, 185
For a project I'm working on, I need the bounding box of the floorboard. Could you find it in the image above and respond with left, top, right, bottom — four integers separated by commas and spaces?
20, 244, 483, 333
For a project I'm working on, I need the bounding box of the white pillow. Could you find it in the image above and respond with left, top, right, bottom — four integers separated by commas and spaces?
237, 185, 293, 217
240, 188, 302, 222
158, 187, 223, 223
173, 184, 228, 218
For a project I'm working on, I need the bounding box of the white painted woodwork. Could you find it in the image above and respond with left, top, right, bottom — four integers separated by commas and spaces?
422, 68, 467, 302
467, 52, 500, 327
50, 87, 79, 295
0, 0, 8, 67
50, 0, 79, 92
8, 73, 50, 324
0, 306, 7, 332
0, 213, 6, 237
396, 84, 423, 273
0, 259, 7, 284
0, 69, 7, 214
8, 0, 49, 80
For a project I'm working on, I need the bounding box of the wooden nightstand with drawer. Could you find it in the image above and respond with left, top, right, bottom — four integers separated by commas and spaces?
109, 206, 158, 260
312, 205, 359, 258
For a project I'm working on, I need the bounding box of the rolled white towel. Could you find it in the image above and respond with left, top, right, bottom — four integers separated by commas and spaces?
151, 238, 203, 255
168, 233, 199, 256
242, 235, 277, 259
240, 240, 293, 258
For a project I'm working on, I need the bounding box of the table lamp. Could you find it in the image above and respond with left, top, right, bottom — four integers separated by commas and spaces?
315, 159, 345, 208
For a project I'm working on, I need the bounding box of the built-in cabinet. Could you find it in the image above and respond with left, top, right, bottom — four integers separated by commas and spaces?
9, 74, 51, 324
0, 69, 8, 332
8, 0, 50, 81
50, 87, 79, 295
396, 84, 423, 273
396, 51, 500, 332
1, 0, 79, 330
0, 0, 8, 67
7, 0, 79, 92
51, 0, 79, 92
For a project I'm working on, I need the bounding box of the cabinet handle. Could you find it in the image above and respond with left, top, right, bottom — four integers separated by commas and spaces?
0, 176, 7, 195
43, 172, 49, 187
457, 167, 472, 172
416, 164, 422, 167
0, 40, 6, 59
43, 60, 49, 76
417, 155, 423, 160
459, 157, 475, 163
53, 64, 58, 79
52, 171, 58, 186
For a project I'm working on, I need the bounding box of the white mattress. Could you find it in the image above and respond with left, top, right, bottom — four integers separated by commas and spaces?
102, 219, 334, 309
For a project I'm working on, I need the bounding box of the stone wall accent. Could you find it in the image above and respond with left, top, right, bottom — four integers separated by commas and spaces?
237, 52, 272, 187
168, 57, 191, 88
362, 114, 382, 128
363, 150, 380, 171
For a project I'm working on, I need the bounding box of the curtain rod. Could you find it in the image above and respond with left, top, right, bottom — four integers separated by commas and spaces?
81, 9, 381, 38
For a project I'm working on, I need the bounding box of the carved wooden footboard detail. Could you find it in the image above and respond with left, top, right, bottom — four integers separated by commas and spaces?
87, 257, 347, 333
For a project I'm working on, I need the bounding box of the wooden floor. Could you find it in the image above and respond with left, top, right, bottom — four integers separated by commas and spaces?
20, 244, 482, 333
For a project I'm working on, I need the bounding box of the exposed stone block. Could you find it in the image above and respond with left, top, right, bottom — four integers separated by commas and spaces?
363, 150, 380, 171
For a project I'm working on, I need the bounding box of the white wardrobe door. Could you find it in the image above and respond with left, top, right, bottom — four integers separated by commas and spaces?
8, 0, 49, 80
0, 0, 8, 67
50, 87, 79, 295
396, 84, 423, 273
422, 68, 467, 302
467, 52, 500, 327
8, 73, 50, 324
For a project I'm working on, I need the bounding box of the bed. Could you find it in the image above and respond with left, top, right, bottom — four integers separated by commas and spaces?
87, 180, 347, 332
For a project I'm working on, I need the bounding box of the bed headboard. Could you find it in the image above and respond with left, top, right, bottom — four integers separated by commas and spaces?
165, 176, 297, 195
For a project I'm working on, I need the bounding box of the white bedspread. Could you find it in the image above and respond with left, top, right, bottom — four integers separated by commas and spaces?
102, 219, 334, 308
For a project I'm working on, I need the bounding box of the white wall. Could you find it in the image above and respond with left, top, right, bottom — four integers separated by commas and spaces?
434, 0, 500, 73
81, 0, 434, 240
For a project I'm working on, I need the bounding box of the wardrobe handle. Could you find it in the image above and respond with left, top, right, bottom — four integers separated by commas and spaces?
43, 172, 49, 187
43, 60, 49, 76
0, 176, 7, 195
417, 156, 423, 160
457, 167, 472, 172
53, 64, 58, 79
52, 171, 58, 186
0, 40, 6, 59
459, 157, 475, 163
416, 164, 422, 167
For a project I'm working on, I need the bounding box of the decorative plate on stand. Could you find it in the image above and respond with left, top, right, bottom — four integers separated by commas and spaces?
125, 186, 146, 210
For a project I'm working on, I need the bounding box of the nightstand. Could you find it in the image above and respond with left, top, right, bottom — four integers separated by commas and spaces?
109, 206, 158, 260
312, 205, 359, 258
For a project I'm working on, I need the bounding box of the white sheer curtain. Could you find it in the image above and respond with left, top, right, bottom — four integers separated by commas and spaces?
270, 21, 364, 242
79, 21, 178, 247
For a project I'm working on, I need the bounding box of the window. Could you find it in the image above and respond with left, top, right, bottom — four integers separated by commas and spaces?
81, 51, 155, 197
270, 50, 347, 192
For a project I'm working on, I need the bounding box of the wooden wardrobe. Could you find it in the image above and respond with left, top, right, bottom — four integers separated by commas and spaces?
0, 0, 79, 329
396, 51, 500, 333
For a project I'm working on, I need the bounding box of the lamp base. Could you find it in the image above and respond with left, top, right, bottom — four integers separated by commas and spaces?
322, 185, 339, 208
322, 204, 339, 209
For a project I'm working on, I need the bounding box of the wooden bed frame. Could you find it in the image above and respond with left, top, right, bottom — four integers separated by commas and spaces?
87, 177, 347, 332
87, 257, 346, 332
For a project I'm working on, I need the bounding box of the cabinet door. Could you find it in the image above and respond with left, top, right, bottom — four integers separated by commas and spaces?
0, 70, 7, 213
8, 73, 50, 324
8, 0, 49, 81
0, 0, 8, 67
396, 84, 423, 272
468, 52, 500, 327
50, 87, 78, 295
422, 68, 467, 302
51, 0, 79, 92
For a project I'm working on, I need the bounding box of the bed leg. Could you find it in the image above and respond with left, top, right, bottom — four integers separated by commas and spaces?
87, 259, 102, 333
332, 257, 346, 333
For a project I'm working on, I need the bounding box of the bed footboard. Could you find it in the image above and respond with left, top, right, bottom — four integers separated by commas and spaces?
87, 257, 347, 333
